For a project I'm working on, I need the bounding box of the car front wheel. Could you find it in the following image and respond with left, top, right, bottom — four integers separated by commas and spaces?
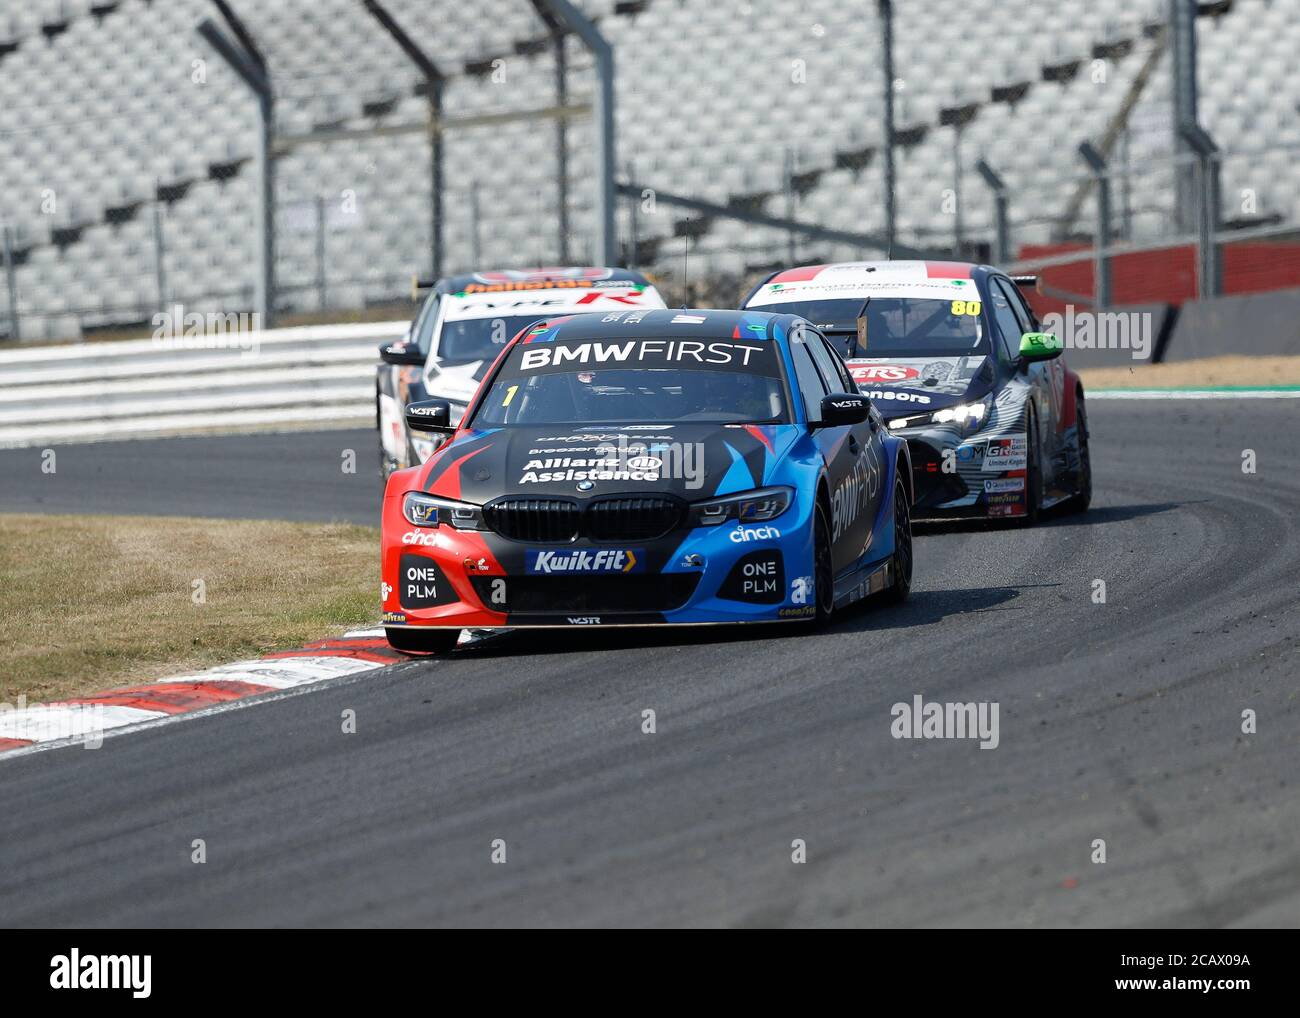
1066, 394, 1092, 514
1021, 412, 1042, 525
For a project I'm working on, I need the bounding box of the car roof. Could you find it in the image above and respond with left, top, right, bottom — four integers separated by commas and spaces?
525, 307, 790, 342
764, 260, 985, 285
437, 266, 655, 294
744, 260, 996, 309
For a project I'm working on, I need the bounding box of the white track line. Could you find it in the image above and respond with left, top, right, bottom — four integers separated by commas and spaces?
0, 406, 371, 447
0, 705, 164, 744
1090, 389, 1300, 399
0, 668, 397, 763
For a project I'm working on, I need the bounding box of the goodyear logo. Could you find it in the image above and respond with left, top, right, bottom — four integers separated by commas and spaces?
526, 549, 643, 574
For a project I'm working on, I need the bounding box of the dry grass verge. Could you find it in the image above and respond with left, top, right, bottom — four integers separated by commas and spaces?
0, 514, 378, 704
1079, 355, 1300, 390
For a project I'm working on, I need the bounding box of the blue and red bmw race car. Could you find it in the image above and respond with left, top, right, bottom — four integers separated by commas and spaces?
380, 307, 914, 653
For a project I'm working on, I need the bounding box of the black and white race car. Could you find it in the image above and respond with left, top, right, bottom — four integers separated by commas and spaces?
744, 260, 1090, 522
377, 266, 667, 479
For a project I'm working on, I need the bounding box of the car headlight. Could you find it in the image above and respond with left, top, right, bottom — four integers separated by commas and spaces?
402, 492, 485, 529
688, 486, 793, 527
888, 394, 993, 431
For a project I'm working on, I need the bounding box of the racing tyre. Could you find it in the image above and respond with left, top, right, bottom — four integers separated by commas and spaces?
379, 433, 396, 484
1021, 412, 1042, 526
1066, 393, 1092, 514
881, 479, 913, 604
811, 500, 835, 626
385, 626, 461, 655
378, 394, 401, 485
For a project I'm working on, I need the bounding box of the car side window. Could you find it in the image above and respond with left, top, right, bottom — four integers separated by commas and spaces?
791, 336, 829, 423
995, 278, 1034, 334
810, 334, 855, 394
411, 293, 442, 355
1001, 278, 1040, 331
988, 282, 1025, 363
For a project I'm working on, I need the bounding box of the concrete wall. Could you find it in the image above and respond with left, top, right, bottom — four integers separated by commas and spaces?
1164, 287, 1300, 361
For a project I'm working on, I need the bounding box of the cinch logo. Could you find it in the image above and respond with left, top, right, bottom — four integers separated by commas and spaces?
729, 526, 781, 543
50, 950, 151, 998
402, 530, 438, 546
851, 364, 919, 382
527, 549, 643, 574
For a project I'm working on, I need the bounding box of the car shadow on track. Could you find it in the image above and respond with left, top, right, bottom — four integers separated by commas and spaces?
913, 499, 1190, 536
1038, 500, 1197, 528
452, 584, 1042, 659
830, 583, 1046, 634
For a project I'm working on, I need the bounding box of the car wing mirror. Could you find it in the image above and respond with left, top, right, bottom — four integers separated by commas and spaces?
379, 340, 425, 366
815, 393, 870, 428
405, 399, 455, 434
1018, 331, 1063, 362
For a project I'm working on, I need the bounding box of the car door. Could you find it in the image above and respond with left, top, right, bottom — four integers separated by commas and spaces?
994, 277, 1065, 483
790, 330, 845, 567
804, 328, 881, 569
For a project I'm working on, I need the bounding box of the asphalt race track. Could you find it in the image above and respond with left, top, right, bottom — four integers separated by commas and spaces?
2, 401, 1297, 927
0, 429, 380, 525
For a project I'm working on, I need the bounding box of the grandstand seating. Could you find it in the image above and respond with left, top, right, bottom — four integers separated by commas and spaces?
0, 0, 1296, 338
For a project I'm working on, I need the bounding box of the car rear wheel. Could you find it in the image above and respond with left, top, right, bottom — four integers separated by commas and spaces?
812, 501, 835, 625
1066, 393, 1092, 514
379, 432, 397, 484
881, 479, 912, 604
385, 627, 461, 655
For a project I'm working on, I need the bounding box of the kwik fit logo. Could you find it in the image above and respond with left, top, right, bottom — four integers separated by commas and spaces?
526, 549, 643, 574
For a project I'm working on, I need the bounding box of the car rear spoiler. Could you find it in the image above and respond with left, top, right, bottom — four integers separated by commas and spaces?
1009, 274, 1039, 292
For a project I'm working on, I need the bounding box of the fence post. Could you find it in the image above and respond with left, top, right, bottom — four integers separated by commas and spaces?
975, 159, 1010, 264
1179, 123, 1221, 299
878, 0, 897, 256
315, 195, 328, 310
783, 147, 797, 265
470, 182, 482, 266
539, 0, 616, 265
2, 225, 19, 342
626, 162, 639, 269
152, 200, 168, 312
361, 0, 446, 280
196, 8, 274, 325
1078, 141, 1112, 309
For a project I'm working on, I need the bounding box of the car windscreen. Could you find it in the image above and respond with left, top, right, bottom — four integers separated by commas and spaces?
471, 335, 790, 426
425, 314, 543, 365
750, 297, 988, 358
